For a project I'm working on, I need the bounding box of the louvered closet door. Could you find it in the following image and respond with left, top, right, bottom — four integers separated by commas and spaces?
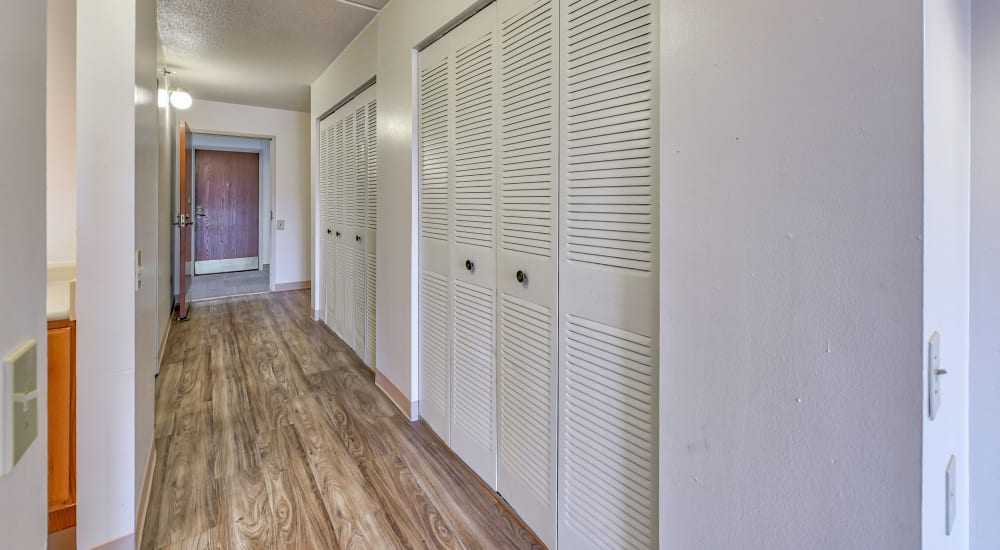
333, 117, 347, 336
341, 98, 358, 351
364, 93, 378, 368
447, 2, 499, 489
496, 0, 559, 545
319, 117, 335, 326
351, 98, 369, 357
418, 36, 453, 443
558, 1, 660, 549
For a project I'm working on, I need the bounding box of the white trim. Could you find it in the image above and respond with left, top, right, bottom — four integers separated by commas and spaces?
134, 443, 155, 549
194, 256, 259, 275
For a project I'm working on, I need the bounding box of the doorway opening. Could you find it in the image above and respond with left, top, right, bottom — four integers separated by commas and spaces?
183, 132, 276, 302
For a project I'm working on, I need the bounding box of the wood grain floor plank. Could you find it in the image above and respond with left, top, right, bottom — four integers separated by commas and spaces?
287, 393, 380, 528
259, 425, 339, 549
143, 290, 544, 550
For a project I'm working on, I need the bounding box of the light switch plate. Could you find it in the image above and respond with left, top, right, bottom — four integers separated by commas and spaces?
946, 454, 956, 536
928, 332, 942, 420
276, 219, 286, 230
2, 339, 38, 476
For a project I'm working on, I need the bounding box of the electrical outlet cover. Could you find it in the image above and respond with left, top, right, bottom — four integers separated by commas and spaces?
2, 339, 38, 475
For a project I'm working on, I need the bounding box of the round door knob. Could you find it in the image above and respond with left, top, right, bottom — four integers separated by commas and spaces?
516, 270, 527, 283
356, 235, 362, 242
465, 260, 474, 271
327, 229, 332, 235
335, 231, 341, 237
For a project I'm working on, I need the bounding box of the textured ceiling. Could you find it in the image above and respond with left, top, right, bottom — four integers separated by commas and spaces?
157, 0, 387, 111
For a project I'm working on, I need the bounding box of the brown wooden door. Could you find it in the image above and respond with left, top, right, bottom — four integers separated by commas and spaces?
194, 150, 260, 274
178, 121, 193, 321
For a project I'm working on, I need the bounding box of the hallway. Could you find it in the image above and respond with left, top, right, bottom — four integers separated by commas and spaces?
141, 290, 541, 549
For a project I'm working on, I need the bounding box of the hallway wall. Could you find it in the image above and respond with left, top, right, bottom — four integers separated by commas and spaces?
0, 0, 48, 547
77, 0, 159, 545
311, 0, 488, 409
46, 0, 77, 267
658, 0, 924, 548
922, 0, 972, 547
971, 1, 1000, 546
180, 100, 311, 286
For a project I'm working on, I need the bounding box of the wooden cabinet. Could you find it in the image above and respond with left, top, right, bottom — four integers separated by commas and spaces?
47, 320, 76, 533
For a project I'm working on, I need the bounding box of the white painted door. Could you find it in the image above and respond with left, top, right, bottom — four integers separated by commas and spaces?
351, 98, 369, 357
447, 2, 500, 490
364, 92, 378, 368
495, 0, 559, 545
320, 85, 378, 368
333, 116, 347, 337
418, 35, 454, 444
319, 117, 336, 326
557, 0, 660, 549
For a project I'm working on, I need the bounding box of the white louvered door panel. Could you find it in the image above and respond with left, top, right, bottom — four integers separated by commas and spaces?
341, 100, 358, 350
319, 120, 336, 327
496, 0, 559, 545
333, 117, 347, 335
447, 2, 499, 490
364, 93, 378, 368
418, 36, 453, 443
352, 101, 368, 358
558, 1, 659, 549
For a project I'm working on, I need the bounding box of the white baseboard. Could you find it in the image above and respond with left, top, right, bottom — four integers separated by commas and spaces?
375, 371, 418, 421
156, 317, 172, 374
275, 280, 311, 292
134, 443, 156, 548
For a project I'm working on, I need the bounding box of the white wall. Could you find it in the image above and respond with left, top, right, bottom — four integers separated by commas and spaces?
77, 0, 158, 545
971, 1, 1000, 546
923, 1, 972, 548
0, 1, 48, 547
157, 64, 174, 369
46, 0, 77, 267
134, 0, 159, 524
180, 100, 311, 285
658, 1, 924, 548
311, 0, 486, 404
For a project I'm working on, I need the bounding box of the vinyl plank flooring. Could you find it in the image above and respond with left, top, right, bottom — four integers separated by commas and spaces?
142, 290, 543, 550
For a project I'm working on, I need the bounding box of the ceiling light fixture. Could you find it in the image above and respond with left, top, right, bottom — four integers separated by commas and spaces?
169, 88, 193, 110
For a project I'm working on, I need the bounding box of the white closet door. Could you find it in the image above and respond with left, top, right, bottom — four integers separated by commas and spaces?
341, 99, 358, 351
418, 36, 453, 443
558, 0, 659, 549
447, 2, 499, 490
319, 119, 335, 326
496, 0, 559, 545
364, 93, 378, 368
352, 101, 368, 357
333, 117, 347, 335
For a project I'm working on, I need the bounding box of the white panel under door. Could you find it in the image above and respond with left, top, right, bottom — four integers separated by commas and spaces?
496, 0, 559, 545
558, 0, 660, 549
418, 35, 453, 443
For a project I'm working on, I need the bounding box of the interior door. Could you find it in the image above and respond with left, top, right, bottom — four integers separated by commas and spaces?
178, 121, 193, 321
418, 34, 454, 444
558, 0, 660, 548
496, 0, 559, 545
447, 2, 499, 490
194, 150, 260, 274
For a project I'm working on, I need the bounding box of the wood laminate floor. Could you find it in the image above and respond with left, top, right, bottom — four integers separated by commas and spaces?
142, 290, 543, 550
